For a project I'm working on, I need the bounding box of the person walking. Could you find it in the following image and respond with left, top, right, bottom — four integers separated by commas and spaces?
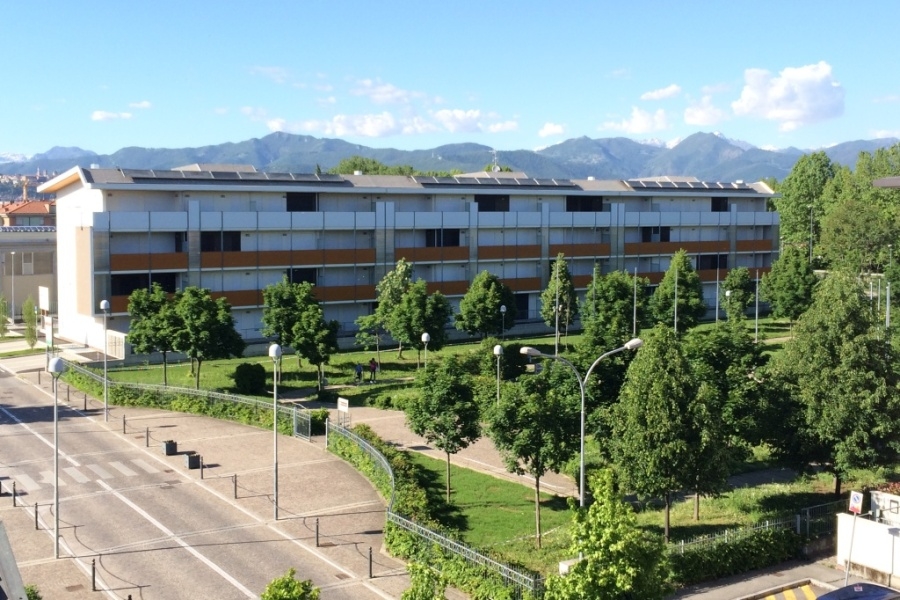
369, 358, 377, 383
354, 362, 363, 385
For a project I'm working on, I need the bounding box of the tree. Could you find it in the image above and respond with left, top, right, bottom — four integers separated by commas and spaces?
261, 567, 320, 600
128, 283, 180, 385
488, 361, 579, 548
22, 295, 37, 349
171, 287, 245, 389
540, 253, 578, 353
289, 285, 339, 390
261, 276, 303, 362
721, 267, 755, 321
0, 295, 7, 337
405, 355, 481, 502
775, 151, 835, 248
455, 270, 516, 338
760, 246, 818, 326
579, 267, 648, 352
401, 562, 448, 600
611, 325, 730, 539
391, 279, 452, 367
375, 259, 413, 357
769, 272, 900, 496
543, 471, 669, 600
819, 195, 894, 273
649, 249, 706, 331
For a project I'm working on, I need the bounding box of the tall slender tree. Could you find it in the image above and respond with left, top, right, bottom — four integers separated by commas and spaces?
760, 245, 818, 327
455, 270, 516, 338
128, 283, 180, 385
540, 253, 578, 353
649, 249, 706, 331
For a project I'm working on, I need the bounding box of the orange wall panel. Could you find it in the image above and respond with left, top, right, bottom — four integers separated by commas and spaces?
625, 241, 730, 255
736, 240, 775, 252
149, 253, 188, 270
110, 254, 150, 271
549, 243, 611, 258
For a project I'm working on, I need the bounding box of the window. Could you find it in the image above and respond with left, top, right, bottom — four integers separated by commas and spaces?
697, 254, 727, 270
712, 197, 729, 212
287, 192, 317, 212
200, 231, 241, 252
111, 273, 149, 297
425, 229, 461, 247
514, 293, 529, 320
474, 194, 509, 212
641, 226, 670, 242
566, 195, 604, 212
287, 268, 317, 285
21, 252, 33, 275
150, 272, 178, 293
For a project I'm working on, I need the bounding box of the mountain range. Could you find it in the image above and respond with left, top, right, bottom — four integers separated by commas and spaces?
2, 132, 898, 182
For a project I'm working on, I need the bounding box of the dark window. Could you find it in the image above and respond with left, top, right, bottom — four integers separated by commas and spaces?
425, 229, 461, 247
200, 231, 241, 252
712, 197, 729, 212
474, 194, 509, 212
697, 254, 727, 270
111, 273, 149, 297
641, 226, 670, 242
150, 272, 178, 293
566, 195, 604, 212
514, 293, 529, 320
287, 268, 317, 285
174, 233, 184, 253
287, 192, 317, 212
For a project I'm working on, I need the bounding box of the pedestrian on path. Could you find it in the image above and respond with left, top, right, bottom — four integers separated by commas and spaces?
354, 362, 363, 384
369, 358, 377, 383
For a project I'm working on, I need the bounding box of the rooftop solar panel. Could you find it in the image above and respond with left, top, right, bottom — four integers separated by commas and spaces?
211, 171, 243, 180
475, 178, 501, 185
454, 177, 479, 185
237, 171, 269, 180
316, 174, 345, 182
265, 172, 295, 181
121, 169, 157, 179
514, 178, 539, 186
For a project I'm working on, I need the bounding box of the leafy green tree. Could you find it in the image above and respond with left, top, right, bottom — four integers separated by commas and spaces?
649, 249, 706, 332
760, 246, 818, 326
391, 279, 453, 367
611, 325, 729, 539
171, 287, 245, 389
721, 267, 755, 321
775, 151, 835, 248
543, 471, 669, 600
22, 295, 37, 349
261, 276, 303, 359
354, 312, 384, 363
375, 259, 413, 357
540, 253, 578, 353
401, 562, 448, 600
290, 285, 339, 390
488, 361, 579, 548
769, 272, 900, 496
0, 295, 7, 337
455, 270, 516, 338
128, 283, 180, 385
261, 567, 320, 600
405, 355, 481, 502
819, 195, 894, 273
579, 267, 648, 353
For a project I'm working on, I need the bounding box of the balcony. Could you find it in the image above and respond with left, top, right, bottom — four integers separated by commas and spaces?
394, 246, 469, 262
478, 245, 542, 260
624, 241, 730, 256
110, 252, 188, 272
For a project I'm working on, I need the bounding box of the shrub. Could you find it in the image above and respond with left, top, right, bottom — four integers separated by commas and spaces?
231, 363, 267, 395
309, 408, 329, 435
316, 388, 338, 404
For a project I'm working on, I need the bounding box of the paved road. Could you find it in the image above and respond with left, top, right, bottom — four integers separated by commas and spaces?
0, 368, 409, 599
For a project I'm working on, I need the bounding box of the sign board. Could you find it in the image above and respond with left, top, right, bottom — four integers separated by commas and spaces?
337, 397, 349, 413
38, 286, 50, 311
849, 490, 864, 515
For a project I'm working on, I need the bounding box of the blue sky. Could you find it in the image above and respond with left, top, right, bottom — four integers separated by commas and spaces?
3, 1, 898, 159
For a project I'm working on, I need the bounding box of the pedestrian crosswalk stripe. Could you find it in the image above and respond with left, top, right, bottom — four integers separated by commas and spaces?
38, 471, 62, 487
17, 473, 41, 492
86, 464, 114, 479
64, 467, 90, 483
109, 461, 137, 476
131, 459, 159, 474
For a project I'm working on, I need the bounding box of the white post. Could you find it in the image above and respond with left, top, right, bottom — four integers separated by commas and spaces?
715, 267, 720, 324
493, 344, 503, 405
100, 300, 110, 422
10, 251, 15, 322
421, 332, 430, 371
49, 358, 65, 558
500, 304, 507, 340
674, 266, 679, 333
269, 343, 282, 521
633, 267, 638, 337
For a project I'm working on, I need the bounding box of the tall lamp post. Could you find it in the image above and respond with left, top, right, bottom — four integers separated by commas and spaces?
268, 343, 282, 521
500, 304, 507, 340
520, 338, 643, 507
493, 344, 503, 405
9, 251, 15, 323
421, 332, 430, 370
100, 299, 110, 421
48, 357, 65, 558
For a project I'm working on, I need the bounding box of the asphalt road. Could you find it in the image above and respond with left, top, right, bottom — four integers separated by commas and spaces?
0, 369, 408, 599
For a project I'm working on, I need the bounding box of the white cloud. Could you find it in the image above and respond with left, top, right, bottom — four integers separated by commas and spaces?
241, 106, 268, 121
609, 68, 630, 79
641, 84, 681, 101
487, 120, 518, 133
352, 78, 424, 104
873, 129, 900, 139
874, 95, 900, 104
538, 122, 565, 138
276, 112, 402, 137
250, 66, 290, 84
129, 100, 151, 109
701, 83, 731, 95
684, 96, 728, 126
317, 96, 337, 107
731, 61, 844, 131
91, 110, 132, 121
600, 107, 669, 134
433, 109, 483, 133
213, 107, 228, 115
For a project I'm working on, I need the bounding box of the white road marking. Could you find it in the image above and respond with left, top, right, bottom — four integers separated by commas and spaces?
131, 459, 159, 474
109, 461, 137, 476
97, 480, 257, 598
86, 464, 114, 479
17, 472, 42, 491
38, 470, 64, 487
64, 467, 91, 483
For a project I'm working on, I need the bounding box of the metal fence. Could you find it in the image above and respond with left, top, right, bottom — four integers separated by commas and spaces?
326, 420, 543, 599
62, 359, 312, 440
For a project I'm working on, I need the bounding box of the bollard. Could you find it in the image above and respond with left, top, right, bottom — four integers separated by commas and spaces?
84, 392, 87, 411
200, 456, 204, 480
38, 371, 41, 385
122, 415, 126, 434
316, 518, 319, 547
66, 385, 70, 402
146, 427, 149, 448
12, 481, 15, 507
233, 474, 237, 499
34, 503, 38, 530
368, 546, 373, 579
92, 558, 96, 591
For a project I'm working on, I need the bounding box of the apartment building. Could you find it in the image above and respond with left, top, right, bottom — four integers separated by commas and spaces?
38, 165, 778, 351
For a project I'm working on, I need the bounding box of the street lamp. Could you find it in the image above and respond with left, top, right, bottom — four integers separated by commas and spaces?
9, 251, 14, 323
268, 343, 282, 521
500, 304, 507, 340
100, 299, 110, 422
755, 270, 760, 343
520, 338, 643, 507
48, 357, 65, 558
421, 332, 430, 371
890, 244, 893, 272
493, 344, 503, 405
